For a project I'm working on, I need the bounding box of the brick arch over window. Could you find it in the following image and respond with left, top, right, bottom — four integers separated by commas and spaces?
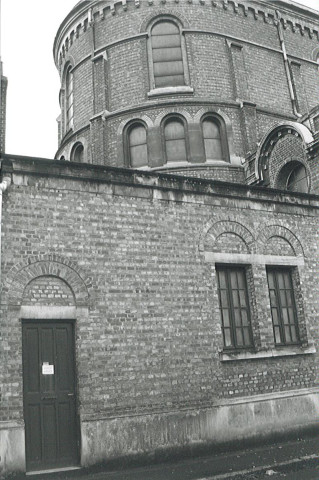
199, 220, 254, 253
256, 225, 304, 257
255, 122, 313, 184
154, 109, 192, 128
140, 10, 190, 33
5, 256, 91, 308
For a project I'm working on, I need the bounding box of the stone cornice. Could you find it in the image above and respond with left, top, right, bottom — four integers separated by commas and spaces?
2, 155, 319, 213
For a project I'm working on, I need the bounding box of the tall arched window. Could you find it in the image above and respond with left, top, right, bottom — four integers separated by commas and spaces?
164, 118, 187, 163
151, 20, 185, 88
65, 65, 74, 132
128, 123, 148, 168
202, 118, 224, 161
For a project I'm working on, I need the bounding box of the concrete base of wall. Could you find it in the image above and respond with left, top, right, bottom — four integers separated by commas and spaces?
81, 388, 319, 467
0, 422, 25, 476
2, 389, 319, 476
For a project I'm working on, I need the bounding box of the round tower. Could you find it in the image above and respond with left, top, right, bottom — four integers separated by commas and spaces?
53, 0, 319, 184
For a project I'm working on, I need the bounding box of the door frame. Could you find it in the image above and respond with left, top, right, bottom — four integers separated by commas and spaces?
22, 318, 81, 473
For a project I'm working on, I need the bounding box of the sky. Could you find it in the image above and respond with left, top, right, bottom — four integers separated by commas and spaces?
1, 0, 319, 159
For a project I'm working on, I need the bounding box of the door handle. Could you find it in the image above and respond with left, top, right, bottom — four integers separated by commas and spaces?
67, 393, 74, 397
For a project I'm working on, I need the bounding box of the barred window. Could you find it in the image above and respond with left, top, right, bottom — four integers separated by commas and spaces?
128, 124, 148, 168
267, 268, 300, 346
164, 118, 187, 163
216, 266, 253, 349
151, 20, 185, 88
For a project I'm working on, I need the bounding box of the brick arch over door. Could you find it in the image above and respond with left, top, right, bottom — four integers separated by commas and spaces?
199, 220, 255, 253
256, 225, 304, 257
5, 255, 91, 308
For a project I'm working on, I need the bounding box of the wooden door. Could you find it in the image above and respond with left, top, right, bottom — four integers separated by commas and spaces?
22, 321, 79, 472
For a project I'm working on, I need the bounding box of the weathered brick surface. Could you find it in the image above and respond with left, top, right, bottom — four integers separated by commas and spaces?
1, 159, 318, 423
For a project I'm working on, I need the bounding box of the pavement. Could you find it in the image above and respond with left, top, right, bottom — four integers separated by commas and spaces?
5, 433, 319, 480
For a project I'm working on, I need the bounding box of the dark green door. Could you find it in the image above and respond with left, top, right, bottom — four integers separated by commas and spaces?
22, 321, 79, 472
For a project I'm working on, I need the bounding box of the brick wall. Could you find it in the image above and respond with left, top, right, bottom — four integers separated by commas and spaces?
22, 277, 75, 306
1, 158, 318, 424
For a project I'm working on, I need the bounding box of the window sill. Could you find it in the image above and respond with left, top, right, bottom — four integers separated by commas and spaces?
148, 86, 194, 97
220, 345, 316, 362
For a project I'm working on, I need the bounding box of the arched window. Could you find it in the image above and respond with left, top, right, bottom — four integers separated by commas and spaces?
286, 163, 308, 193
151, 20, 185, 88
71, 142, 84, 163
164, 118, 187, 163
65, 65, 74, 132
128, 123, 148, 168
202, 118, 224, 161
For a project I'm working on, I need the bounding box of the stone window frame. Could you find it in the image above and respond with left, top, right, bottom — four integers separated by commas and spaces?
146, 15, 193, 98
161, 113, 190, 165
200, 113, 230, 163
124, 120, 149, 169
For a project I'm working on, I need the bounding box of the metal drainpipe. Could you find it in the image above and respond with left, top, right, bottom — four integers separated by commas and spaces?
276, 10, 302, 118
0, 173, 11, 306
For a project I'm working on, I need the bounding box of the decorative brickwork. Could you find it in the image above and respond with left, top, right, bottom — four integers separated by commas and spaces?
4, 256, 91, 308
256, 225, 304, 257
22, 276, 75, 306
200, 219, 255, 253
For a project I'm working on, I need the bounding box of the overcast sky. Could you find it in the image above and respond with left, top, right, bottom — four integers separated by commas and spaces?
1, 0, 319, 159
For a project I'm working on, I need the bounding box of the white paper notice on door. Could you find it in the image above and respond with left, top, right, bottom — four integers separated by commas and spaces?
42, 362, 54, 375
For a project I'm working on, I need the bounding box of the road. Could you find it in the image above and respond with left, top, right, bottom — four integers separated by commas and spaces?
6, 435, 319, 480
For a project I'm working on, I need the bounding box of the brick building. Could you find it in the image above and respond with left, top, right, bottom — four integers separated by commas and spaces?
1, 0, 319, 476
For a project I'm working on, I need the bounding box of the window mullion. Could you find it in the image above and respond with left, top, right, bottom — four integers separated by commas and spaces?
275, 271, 286, 344
226, 270, 237, 349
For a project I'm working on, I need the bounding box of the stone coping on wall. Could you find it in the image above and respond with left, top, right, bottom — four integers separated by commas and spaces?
1, 154, 319, 211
